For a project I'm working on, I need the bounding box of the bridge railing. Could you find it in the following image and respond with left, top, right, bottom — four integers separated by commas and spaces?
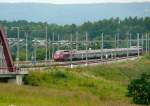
0, 67, 18, 74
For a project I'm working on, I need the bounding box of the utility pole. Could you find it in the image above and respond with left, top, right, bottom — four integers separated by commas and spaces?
76, 32, 78, 50
137, 33, 140, 57
34, 38, 37, 64
117, 32, 120, 48
129, 33, 132, 47
141, 33, 144, 54
146, 33, 148, 54
52, 32, 55, 60
117, 20, 120, 48
57, 34, 60, 50
101, 33, 104, 61
11, 27, 20, 66
127, 35, 129, 58
49, 37, 51, 60
115, 34, 117, 60
70, 34, 73, 68
25, 32, 28, 61
148, 33, 149, 53
45, 24, 48, 62
85, 32, 88, 66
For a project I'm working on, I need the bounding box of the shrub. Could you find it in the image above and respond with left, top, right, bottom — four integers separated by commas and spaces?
23, 70, 70, 86
24, 72, 43, 86
127, 73, 150, 105
51, 70, 68, 79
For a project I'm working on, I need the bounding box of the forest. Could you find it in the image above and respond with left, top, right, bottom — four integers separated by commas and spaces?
0, 16, 150, 60
0, 16, 150, 39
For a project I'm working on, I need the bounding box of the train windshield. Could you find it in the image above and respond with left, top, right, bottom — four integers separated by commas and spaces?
64, 50, 69, 52
55, 50, 69, 54
55, 51, 62, 54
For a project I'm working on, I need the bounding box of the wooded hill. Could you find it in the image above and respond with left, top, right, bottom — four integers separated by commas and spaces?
0, 17, 150, 40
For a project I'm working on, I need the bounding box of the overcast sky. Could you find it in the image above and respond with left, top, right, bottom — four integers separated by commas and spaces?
0, 0, 149, 4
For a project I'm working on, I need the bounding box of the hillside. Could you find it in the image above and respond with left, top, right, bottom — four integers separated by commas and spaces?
0, 55, 150, 106
0, 3, 150, 24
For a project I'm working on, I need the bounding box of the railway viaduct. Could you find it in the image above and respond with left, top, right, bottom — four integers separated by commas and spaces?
0, 27, 27, 85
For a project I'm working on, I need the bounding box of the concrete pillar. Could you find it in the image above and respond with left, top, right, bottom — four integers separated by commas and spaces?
16, 75, 23, 85
8, 75, 23, 85
70, 64, 73, 68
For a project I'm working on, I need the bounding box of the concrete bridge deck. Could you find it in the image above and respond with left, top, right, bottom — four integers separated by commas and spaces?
0, 69, 28, 85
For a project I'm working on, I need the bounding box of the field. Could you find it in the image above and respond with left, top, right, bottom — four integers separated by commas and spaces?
0, 55, 150, 106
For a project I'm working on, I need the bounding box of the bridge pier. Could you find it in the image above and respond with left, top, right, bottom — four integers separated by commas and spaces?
7, 74, 24, 85
0, 70, 28, 85
16, 75, 23, 85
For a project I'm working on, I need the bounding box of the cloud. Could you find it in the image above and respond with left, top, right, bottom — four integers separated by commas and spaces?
0, 0, 149, 4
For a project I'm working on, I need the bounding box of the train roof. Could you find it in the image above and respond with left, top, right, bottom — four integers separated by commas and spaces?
55, 47, 142, 54
75, 47, 142, 54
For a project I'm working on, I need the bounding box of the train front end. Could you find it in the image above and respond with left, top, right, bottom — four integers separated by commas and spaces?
53, 50, 70, 61
53, 50, 64, 61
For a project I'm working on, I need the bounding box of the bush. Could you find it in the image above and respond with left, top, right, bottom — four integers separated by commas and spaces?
23, 70, 71, 87
51, 70, 68, 79
24, 72, 43, 86
127, 73, 150, 105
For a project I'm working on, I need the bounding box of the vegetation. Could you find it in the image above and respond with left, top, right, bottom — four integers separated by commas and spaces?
24, 69, 126, 99
1, 17, 150, 39
0, 15, 150, 105
128, 73, 150, 105
0, 55, 149, 105
1, 17, 150, 61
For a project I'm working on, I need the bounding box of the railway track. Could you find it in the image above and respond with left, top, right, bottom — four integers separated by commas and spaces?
19, 56, 140, 70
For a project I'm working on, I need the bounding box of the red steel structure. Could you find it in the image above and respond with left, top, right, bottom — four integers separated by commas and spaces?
0, 27, 16, 72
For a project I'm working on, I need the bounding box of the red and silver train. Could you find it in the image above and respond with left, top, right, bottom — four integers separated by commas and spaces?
53, 47, 142, 61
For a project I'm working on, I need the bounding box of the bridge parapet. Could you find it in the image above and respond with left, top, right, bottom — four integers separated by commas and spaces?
0, 68, 28, 74
0, 67, 28, 85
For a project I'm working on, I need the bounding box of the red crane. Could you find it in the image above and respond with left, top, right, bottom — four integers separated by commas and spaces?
0, 27, 16, 72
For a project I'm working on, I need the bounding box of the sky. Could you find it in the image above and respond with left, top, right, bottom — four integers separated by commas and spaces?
0, 0, 149, 4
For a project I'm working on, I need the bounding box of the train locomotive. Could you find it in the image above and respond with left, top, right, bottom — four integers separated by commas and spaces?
53, 47, 142, 61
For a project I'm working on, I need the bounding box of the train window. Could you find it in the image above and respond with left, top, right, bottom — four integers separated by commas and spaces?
55, 52, 60, 54
64, 50, 69, 52
55, 50, 63, 54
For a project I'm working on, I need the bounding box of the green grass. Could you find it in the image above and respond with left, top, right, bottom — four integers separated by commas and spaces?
24, 70, 126, 99
1, 55, 150, 106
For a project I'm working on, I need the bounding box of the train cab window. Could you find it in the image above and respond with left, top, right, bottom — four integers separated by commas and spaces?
64, 50, 69, 52
55, 51, 62, 54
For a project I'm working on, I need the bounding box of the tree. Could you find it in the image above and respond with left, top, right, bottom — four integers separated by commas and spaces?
128, 73, 150, 105
36, 48, 46, 60
1, 17, 150, 59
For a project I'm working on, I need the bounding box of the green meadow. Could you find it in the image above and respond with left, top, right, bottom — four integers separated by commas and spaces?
0, 55, 150, 106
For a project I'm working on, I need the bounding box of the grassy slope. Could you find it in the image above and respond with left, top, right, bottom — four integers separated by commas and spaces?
0, 55, 150, 106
